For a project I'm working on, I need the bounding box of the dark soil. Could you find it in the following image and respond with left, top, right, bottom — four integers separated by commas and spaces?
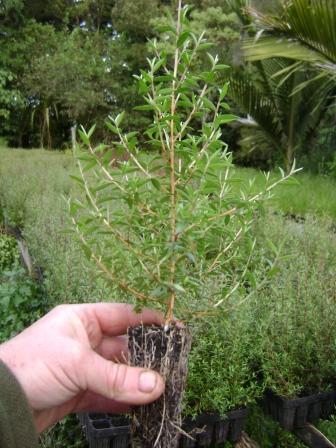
128, 324, 192, 448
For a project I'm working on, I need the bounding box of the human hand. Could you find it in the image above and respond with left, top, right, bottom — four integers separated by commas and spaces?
0, 303, 165, 432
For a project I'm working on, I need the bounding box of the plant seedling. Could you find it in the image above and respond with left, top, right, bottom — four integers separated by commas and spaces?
68, 1, 299, 446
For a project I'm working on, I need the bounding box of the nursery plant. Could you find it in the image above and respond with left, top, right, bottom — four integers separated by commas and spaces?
0, 232, 19, 272
0, 233, 45, 343
256, 215, 336, 399
185, 309, 262, 419
68, 2, 298, 447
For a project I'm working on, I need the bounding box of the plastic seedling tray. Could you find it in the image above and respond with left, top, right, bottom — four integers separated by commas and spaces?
80, 408, 248, 448
81, 413, 131, 448
179, 409, 248, 447
263, 390, 336, 430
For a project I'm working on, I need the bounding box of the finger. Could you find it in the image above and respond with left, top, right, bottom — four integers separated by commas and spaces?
96, 335, 128, 362
81, 350, 164, 406
77, 303, 164, 337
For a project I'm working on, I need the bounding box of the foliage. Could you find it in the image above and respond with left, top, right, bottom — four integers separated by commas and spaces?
228, 4, 332, 171
0, 233, 46, 343
316, 414, 336, 444
39, 415, 86, 448
239, 0, 336, 171
184, 307, 263, 417
24, 30, 118, 139
0, 267, 45, 342
0, 147, 110, 305
69, 4, 296, 321
0, 146, 336, 446
0, 20, 60, 147
0, 232, 19, 272
244, 0, 336, 79
0, 68, 23, 121
236, 168, 336, 220
252, 214, 336, 397
246, 405, 306, 448
112, 0, 159, 39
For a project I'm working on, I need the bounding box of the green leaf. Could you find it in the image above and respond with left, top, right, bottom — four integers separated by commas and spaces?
125, 131, 138, 140
133, 104, 154, 111
177, 30, 191, 48
155, 75, 175, 83
138, 79, 149, 95
214, 64, 230, 71
83, 160, 97, 172
155, 25, 176, 34
106, 122, 119, 134
214, 114, 239, 127
115, 111, 125, 127
171, 283, 185, 294
153, 58, 166, 73
198, 42, 214, 51
87, 124, 96, 138
150, 178, 161, 191
78, 129, 89, 145
70, 175, 84, 186
202, 97, 216, 111
219, 83, 230, 101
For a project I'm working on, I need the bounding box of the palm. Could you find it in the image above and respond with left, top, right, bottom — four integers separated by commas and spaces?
244, 0, 336, 77
230, 58, 332, 170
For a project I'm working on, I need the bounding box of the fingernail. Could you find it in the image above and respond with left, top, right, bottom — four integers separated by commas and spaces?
138, 371, 157, 393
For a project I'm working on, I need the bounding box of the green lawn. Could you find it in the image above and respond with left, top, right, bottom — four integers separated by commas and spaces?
236, 167, 336, 220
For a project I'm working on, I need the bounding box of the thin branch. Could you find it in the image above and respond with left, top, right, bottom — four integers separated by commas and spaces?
77, 160, 160, 284
87, 144, 127, 193
70, 215, 159, 304
166, 0, 182, 324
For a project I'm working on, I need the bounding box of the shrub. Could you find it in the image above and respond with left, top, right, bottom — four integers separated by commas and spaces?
253, 215, 336, 397
184, 306, 263, 417
0, 232, 19, 272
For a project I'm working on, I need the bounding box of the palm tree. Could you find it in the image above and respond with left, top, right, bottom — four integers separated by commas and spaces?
243, 0, 336, 79
230, 58, 332, 171
226, 0, 335, 170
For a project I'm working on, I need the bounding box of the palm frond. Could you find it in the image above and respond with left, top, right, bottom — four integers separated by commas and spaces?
229, 69, 283, 153
244, 0, 336, 76
229, 58, 333, 167
225, 0, 252, 26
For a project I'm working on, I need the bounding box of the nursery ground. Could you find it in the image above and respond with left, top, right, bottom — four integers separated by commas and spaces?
0, 146, 336, 447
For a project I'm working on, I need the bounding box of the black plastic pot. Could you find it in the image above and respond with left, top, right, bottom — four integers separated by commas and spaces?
79, 413, 131, 448
179, 408, 248, 447
228, 408, 248, 443
80, 408, 248, 448
263, 390, 336, 430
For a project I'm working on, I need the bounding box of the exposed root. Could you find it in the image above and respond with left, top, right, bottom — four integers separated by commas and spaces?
128, 324, 192, 448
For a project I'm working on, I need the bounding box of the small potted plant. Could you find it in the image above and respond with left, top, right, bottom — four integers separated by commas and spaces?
181, 304, 263, 447
254, 217, 336, 430
68, 2, 297, 446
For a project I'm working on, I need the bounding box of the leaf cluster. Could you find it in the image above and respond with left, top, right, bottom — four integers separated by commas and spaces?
69, 4, 297, 320
0, 236, 46, 342
184, 309, 263, 417
251, 214, 336, 397
0, 233, 19, 272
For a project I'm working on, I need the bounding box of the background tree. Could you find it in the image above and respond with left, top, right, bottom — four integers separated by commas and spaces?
230, 59, 332, 170
244, 0, 336, 79
226, 0, 335, 170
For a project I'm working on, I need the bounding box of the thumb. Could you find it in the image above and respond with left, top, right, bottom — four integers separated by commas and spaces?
82, 350, 165, 405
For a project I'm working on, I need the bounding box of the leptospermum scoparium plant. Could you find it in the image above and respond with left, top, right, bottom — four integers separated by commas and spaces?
68, 1, 298, 324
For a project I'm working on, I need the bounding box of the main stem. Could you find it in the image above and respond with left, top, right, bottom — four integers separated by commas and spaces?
166, 0, 182, 324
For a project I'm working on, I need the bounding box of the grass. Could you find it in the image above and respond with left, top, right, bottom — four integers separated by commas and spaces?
236, 167, 336, 220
